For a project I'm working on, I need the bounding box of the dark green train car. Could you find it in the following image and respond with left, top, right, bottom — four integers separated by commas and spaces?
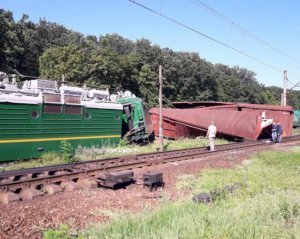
117, 94, 154, 144
0, 78, 123, 161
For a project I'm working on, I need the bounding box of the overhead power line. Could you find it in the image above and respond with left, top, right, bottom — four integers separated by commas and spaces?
128, 0, 281, 73
189, 0, 300, 66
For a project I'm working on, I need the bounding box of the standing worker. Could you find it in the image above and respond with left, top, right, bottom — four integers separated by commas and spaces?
276, 121, 283, 144
271, 121, 277, 142
206, 121, 217, 151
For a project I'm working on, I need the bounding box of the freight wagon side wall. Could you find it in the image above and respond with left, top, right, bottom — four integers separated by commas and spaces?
150, 108, 261, 139
199, 104, 293, 137
150, 104, 294, 140
150, 113, 178, 139
241, 108, 293, 137
172, 101, 294, 137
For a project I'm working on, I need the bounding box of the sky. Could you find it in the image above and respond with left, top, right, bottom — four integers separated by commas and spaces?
1, 0, 300, 88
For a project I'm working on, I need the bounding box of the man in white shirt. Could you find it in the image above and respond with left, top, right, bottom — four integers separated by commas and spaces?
206, 121, 217, 151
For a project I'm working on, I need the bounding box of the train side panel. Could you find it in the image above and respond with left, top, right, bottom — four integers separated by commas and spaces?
0, 103, 122, 161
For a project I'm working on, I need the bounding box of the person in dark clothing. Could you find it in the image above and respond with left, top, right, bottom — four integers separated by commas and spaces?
271, 121, 277, 142
276, 122, 283, 143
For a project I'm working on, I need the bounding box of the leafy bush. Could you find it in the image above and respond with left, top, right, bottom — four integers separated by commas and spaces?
60, 140, 74, 163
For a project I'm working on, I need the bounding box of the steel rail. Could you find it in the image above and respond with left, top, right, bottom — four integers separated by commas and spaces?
0, 135, 300, 203
0, 141, 258, 180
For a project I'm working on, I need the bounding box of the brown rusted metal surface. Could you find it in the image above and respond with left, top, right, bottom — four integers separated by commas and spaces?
150, 108, 262, 139
173, 101, 294, 111
151, 112, 208, 139
150, 102, 294, 140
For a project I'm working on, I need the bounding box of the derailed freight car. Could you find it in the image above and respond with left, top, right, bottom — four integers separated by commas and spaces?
150, 101, 293, 140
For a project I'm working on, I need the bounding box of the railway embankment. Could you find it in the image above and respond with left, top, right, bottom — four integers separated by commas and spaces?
82, 146, 300, 239
0, 137, 300, 238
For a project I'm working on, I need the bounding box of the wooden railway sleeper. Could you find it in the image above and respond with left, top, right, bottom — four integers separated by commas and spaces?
0, 136, 299, 204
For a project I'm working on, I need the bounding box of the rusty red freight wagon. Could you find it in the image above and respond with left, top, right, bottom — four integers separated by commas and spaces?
150, 102, 293, 140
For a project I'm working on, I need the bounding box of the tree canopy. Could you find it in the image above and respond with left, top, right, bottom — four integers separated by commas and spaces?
1, 9, 300, 109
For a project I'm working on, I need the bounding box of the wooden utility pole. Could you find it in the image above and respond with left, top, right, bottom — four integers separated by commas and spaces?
159, 65, 164, 152
281, 70, 288, 106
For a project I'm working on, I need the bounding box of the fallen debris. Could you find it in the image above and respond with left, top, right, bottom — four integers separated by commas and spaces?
193, 182, 244, 204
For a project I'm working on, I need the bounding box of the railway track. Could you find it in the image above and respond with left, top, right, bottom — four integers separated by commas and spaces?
1, 135, 300, 204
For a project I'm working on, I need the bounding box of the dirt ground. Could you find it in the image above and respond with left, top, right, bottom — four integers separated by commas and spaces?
0, 144, 292, 238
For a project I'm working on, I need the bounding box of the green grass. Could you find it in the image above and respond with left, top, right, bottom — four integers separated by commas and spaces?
1, 152, 62, 171
2, 137, 228, 171
292, 126, 300, 135
83, 192, 300, 239
178, 148, 300, 194
75, 147, 300, 239
75, 137, 227, 161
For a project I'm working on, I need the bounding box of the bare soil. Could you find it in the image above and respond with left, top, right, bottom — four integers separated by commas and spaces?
0, 144, 291, 239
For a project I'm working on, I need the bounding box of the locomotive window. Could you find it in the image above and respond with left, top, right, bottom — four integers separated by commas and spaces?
43, 105, 62, 114
30, 110, 39, 119
84, 112, 91, 119
65, 106, 82, 115
115, 114, 120, 120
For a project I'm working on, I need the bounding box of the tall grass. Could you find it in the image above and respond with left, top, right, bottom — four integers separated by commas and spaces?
85, 192, 300, 239
81, 147, 300, 239
2, 152, 62, 171
292, 126, 300, 135
75, 137, 227, 161
4, 137, 228, 171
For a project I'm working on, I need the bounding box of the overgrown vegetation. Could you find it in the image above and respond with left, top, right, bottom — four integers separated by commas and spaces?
44, 224, 83, 239
2, 9, 300, 108
60, 140, 75, 163
65, 147, 300, 239
292, 126, 300, 135
1, 137, 227, 171
1, 152, 62, 171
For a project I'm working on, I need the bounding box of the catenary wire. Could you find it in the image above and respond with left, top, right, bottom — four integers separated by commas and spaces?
189, 0, 300, 66
190, 0, 300, 86
128, 0, 281, 73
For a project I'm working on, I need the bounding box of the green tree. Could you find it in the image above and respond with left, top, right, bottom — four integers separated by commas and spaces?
0, 9, 22, 72
2, 8, 294, 108
138, 64, 158, 107
39, 45, 90, 83
99, 33, 134, 55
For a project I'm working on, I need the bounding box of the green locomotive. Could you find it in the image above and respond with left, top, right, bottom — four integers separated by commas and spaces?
0, 73, 155, 161
0, 73, 123, 161
117, 93, 154, 144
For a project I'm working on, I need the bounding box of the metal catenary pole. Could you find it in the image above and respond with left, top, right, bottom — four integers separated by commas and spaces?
282, 70, 288, 106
